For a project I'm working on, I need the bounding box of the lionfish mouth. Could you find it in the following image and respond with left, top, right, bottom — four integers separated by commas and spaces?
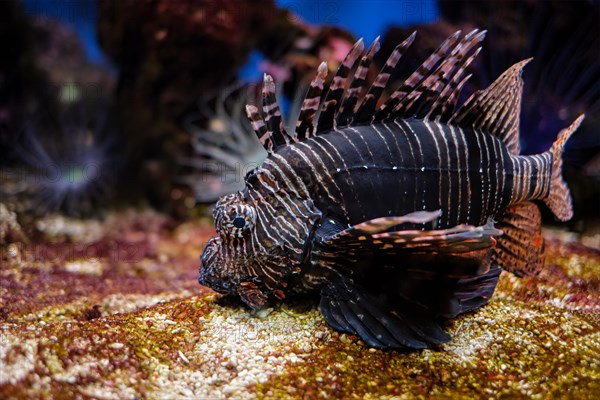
198, 238, 268, 308
197, 269, 231, 294
237, 281, 268, 310
198, 237, 231, 294
198, 269, 268, 309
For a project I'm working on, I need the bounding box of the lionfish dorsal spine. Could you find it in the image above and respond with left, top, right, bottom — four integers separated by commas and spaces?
247, 29, 542, 158
425, 45, 482, 122
316, 38, 365, 132
335, 36, 381, 127
295, 62, 329, 140
372, 30, 463, 122
245, 104, 273, 154
262, 74, 293, 147
450, 58, 533, 155
386, 29, 486, 122
354, 31, 416, 125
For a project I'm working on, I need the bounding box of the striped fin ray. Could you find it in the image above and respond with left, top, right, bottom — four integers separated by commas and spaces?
543, 114, 584, 221
450, 59, 532, 155
296, 62, 329, 140
262, 74, 293, 147
492, 202, 544, 277
316, 39, 365, 132
427, 48, 481, 122
319, 210, 502, 254
245, 105, 273, 154
335, 37, 381, 127
387, 29, 486, 121
354, 31, 416, 124
374, 30, 463, 122
437, 73, 473, 122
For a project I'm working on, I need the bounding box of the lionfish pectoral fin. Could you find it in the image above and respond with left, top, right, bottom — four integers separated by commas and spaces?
317, 210, 441, 243
403, 248, 493, 278
320, 211, 501, 254
454, 265, 502, 314
492, 201, 544, 277
320, 279, 449, 349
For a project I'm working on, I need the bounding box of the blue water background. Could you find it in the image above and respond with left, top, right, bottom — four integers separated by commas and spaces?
20, 0, 438, 75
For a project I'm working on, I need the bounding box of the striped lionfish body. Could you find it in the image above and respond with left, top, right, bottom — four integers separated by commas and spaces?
199, 30, 581, 349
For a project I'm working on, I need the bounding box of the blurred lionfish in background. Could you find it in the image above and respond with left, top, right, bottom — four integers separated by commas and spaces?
199, 29, 581, 349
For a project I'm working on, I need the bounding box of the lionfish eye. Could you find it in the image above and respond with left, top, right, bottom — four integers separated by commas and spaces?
222, 204, 256, 238
232, 217, 246, 229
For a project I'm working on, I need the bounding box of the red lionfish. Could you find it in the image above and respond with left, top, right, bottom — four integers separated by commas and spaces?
199, 30, 582, 349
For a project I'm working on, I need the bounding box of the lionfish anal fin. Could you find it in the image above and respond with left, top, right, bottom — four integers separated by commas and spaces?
492, 201, 544, 277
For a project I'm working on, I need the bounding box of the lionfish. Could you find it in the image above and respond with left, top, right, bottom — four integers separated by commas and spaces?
199, 30, 581, 349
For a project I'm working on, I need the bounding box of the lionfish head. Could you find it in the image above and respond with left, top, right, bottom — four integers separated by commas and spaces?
199, 187, 320, 309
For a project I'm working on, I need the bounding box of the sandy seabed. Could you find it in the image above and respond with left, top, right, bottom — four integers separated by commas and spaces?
1, 207, 599, 399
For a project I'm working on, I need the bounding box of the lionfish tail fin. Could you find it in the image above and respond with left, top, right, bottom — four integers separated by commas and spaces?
543, 114, 584, 221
